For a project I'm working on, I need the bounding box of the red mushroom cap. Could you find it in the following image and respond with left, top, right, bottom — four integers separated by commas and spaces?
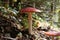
56, 32, 60, 36
44, 31, 58, 36
20, 7, 41, 13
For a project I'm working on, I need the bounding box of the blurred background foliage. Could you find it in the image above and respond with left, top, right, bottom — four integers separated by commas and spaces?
0, 0, 60, 28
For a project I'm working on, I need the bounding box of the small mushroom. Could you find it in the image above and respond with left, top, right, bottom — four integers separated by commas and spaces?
20, 7, 42, 34
44, 31, 60, 40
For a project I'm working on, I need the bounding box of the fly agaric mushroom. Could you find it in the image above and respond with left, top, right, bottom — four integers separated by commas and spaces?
20, 7, 42, 34
44, 31, 60, 40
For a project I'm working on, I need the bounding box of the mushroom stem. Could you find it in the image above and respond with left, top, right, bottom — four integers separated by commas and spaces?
52, 36, 54, 40
28, 12, 32, 34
